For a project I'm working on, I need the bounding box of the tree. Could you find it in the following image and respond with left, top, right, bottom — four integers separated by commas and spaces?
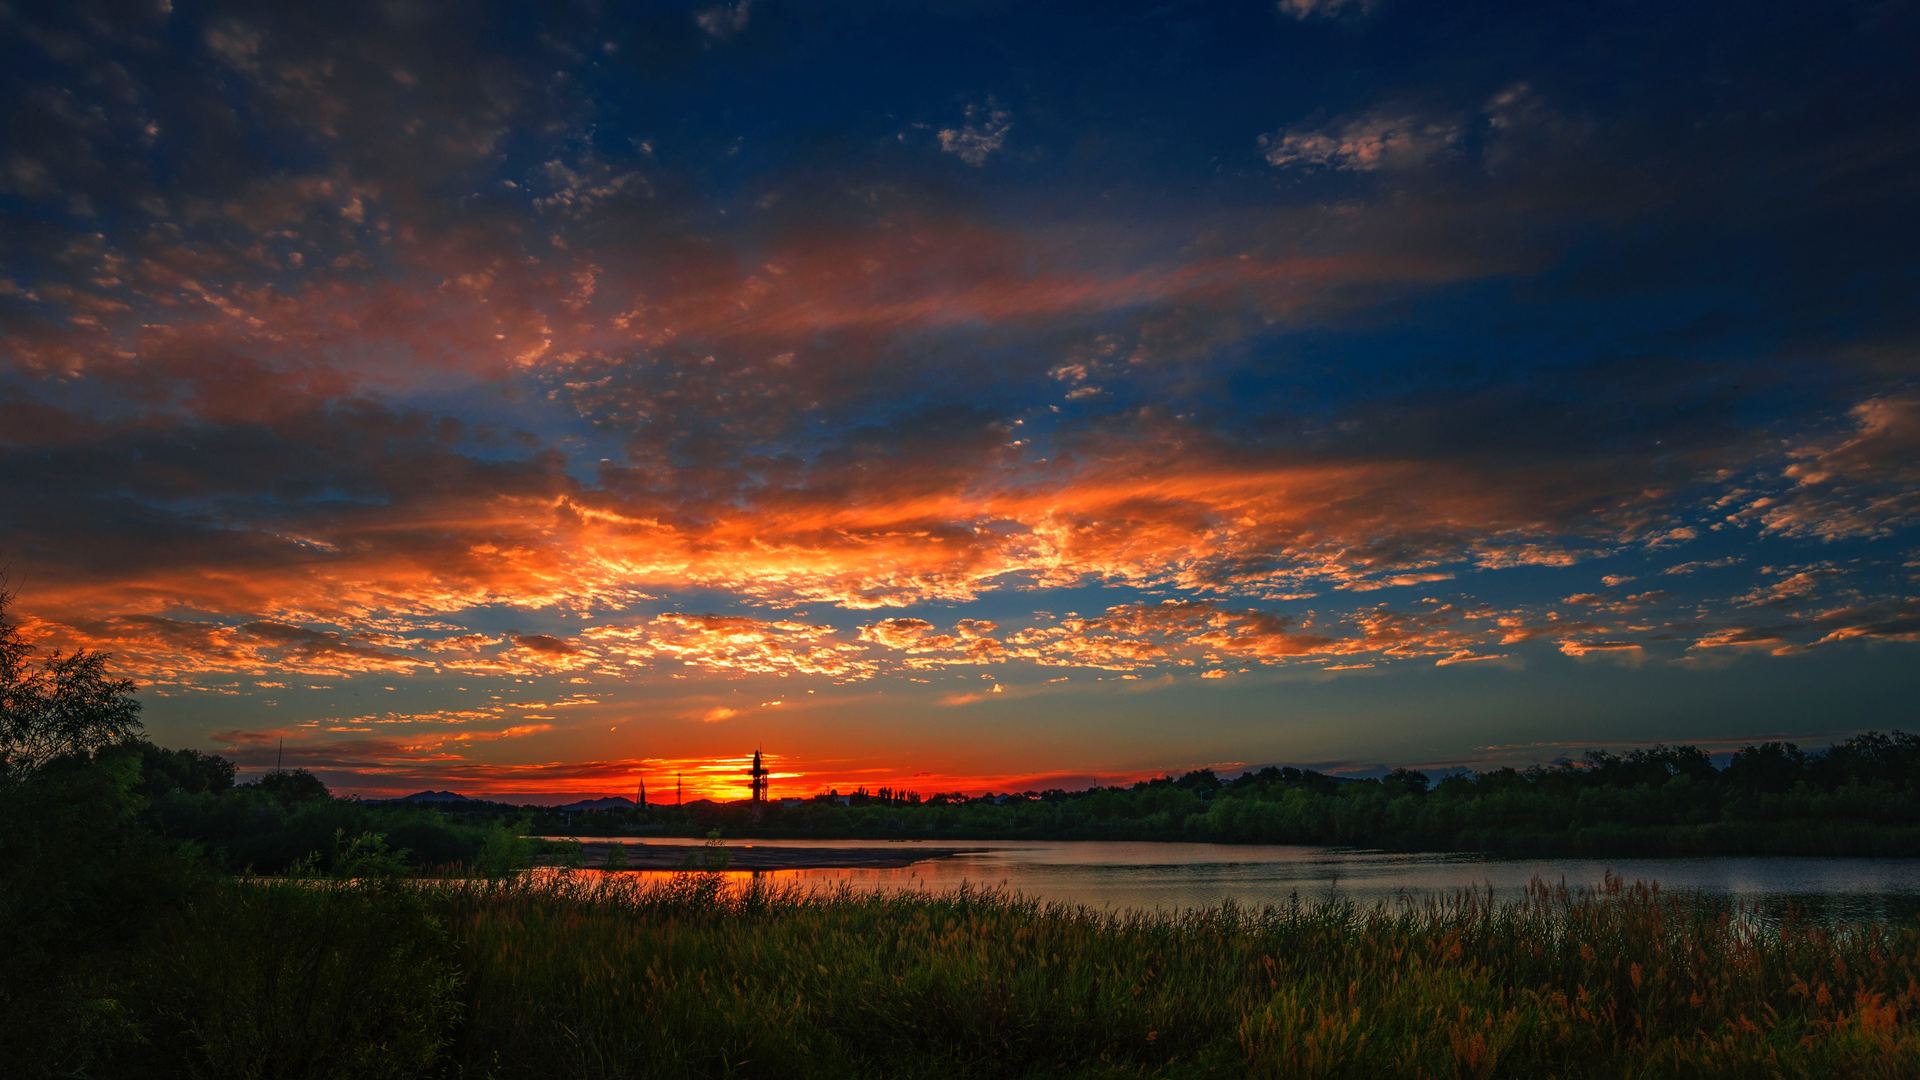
0, 585, 142, 778
1381, 768, 1431, 797
247, 768, 331, 804
135, 741, 236, 798
1723, 742, 1808, 794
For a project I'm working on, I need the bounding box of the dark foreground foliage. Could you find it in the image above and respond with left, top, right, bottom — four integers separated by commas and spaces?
11, 867, 1920, 1079
126, 739, 528, 875
6, 743, 1920, 1078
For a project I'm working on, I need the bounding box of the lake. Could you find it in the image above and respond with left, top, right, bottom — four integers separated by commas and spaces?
547, 837, 1920, 920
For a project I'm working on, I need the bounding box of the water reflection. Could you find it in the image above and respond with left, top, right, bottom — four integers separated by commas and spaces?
539, 838, 1920, 920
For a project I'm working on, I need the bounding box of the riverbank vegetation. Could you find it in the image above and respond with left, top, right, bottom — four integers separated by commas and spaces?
8, 734, 1920, 1077
540, 733, 1920, 857
26, 727, 1920, 882
29, 728, 1920, 885
14, 855, 1920, 1078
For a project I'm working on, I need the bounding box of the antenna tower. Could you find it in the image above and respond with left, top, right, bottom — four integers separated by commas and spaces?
749, 747, 770, 804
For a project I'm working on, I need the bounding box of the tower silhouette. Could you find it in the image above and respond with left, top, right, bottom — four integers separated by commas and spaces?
749, 747, 770, 804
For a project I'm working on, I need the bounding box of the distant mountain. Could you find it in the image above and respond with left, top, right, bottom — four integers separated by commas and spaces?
389, 790, 475, 804
554, 796, 636, 812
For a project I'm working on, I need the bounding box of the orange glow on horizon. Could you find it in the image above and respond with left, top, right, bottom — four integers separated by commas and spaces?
289, 751, 1174, 805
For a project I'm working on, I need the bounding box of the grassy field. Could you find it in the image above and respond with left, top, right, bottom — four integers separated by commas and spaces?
72, 871, 1912, 1078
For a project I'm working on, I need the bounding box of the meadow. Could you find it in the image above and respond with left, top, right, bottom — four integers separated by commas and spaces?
32, 868, 1920, 1079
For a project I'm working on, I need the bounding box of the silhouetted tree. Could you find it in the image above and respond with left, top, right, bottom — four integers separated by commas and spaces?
135, 741, 237, 798
1382, 768, 1430, 797
1175, 769, 1223, 795
1816, 731, 1920, 789
0, 584, 141, 778
1723, 742, 1808, 794
248, 768, 331, 804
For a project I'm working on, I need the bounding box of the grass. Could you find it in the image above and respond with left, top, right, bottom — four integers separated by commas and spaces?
98, 873, 1920, 1077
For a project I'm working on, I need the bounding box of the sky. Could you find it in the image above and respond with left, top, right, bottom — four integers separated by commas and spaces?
2, 0, 1917, 802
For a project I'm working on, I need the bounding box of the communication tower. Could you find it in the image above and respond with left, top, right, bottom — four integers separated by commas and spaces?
749, 748, 770, 804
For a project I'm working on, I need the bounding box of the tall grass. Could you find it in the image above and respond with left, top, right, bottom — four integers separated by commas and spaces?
140, 878, 459, 1078
118, 873, 1920, 1078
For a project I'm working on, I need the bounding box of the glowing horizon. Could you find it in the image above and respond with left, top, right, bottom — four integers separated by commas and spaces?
3, 2, 1917, 798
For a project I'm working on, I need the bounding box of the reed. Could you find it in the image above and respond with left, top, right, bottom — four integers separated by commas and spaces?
119, 871, 1920, 1078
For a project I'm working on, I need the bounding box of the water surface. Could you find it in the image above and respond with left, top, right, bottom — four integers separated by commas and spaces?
550, 837, 1920, 919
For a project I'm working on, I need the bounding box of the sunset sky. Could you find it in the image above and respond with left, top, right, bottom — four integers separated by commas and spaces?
3, 1, 1917, 801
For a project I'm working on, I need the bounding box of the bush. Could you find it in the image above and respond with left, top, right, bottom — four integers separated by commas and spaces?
0, 746, 204, 1079
474, 822, 532, 877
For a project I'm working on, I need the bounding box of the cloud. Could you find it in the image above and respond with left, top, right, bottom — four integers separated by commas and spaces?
891, 600, 1345, 673
0, 389, 1851, 672
857, 617, 939, 650
1276, 0, 1374, 20
1434, 650, 1507, 667
39, 614, 434, 682
1338, 572, 1456, 592
1663, 557, 1741, 576
1805, 599, 1920, 648
938, 102, 1011, 166
585, 614, 876, 680
1260, 84, 1577, 175
1689, 625, 1797, 655
10, 364, 1915, 701
1748, 395, 1920, 540
512, 633, 579, 655
695, 1, 752, 39
1732, 568, 1832, 607
857, 617, 1003, 665
1688, 598, 1920, 656
1557, 639, 1646, 661
1260, 113, 1461, 172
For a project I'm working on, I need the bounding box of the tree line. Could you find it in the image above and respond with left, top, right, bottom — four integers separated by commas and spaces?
538, 735, 1920, 857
